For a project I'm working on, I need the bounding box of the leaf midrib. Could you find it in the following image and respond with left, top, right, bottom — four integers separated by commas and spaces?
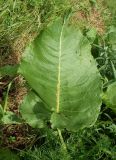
56, 22, 64, 113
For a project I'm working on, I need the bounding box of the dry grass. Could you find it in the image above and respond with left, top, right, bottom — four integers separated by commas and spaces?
71, 0, 106, 35
1, 124, 37, 149
12, 32, 37, 63
88, 8, 105, 35
8, 76, 27, 115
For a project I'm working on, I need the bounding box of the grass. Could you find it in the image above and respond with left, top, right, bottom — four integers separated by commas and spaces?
0, 0, 116, 160
0, 0, 71, 66
0, 0, 71, 40
18, 117, 116, 160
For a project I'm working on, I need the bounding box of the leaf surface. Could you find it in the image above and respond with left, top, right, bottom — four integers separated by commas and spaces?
103, 81, 116, 112
20, 91, 51, 128
2, 111, 21, 124
19, 19, 102, 131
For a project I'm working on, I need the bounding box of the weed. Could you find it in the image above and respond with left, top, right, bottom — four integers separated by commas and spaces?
0, 0, 116, 160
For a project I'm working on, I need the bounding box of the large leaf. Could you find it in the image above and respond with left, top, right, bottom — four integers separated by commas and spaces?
20, 91, 51, 128
19, 19, 102, 131
103, 81, 116, 112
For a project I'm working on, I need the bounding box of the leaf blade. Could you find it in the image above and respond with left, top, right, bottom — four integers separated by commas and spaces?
19, 19, 102, 131
20, 91, 51, 128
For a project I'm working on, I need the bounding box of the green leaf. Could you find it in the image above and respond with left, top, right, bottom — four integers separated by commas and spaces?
103, 81, 116, 112
0, 64, 19, 77
107, 26, 116, 51
2, 111, 21, 124
0, 104, 3, 120
19, 19, 102, 131
107, 26, 116, 72
0, 149, 19, 160
0, 104, 21, 124
106, 0, 116, 14
20, 91, 51, 128
86, 28, 97, 43
89, 0, 97, 6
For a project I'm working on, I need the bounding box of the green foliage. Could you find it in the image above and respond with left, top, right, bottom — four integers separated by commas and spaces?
0, 0, 115, 159
20, 91, 51, 128
19, 19, 102, 131
95, 25, 116, 80
0, 65, 19, 77
86, 28, 97, 44
0, 81, 21, 124
107, 26, 116, 52
0, 105, 4, 121
2, 111, 21, 124
106, 0, 116, 15
0, 149, 19, 160
103, 81, 116, 112
0, 0, 71, 43
0, 104, 21, 124
19, 121, 116, 160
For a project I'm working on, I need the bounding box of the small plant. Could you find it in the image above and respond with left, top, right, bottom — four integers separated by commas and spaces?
0, 82, 20, 124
